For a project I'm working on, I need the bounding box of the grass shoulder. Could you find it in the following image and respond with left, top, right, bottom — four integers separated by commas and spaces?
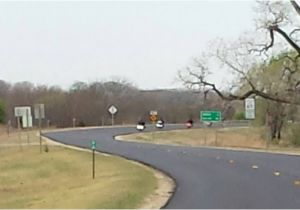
116, 127, 300, 154
0, 142, 156, 208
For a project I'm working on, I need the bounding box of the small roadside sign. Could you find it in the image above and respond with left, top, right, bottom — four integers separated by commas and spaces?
149, 110, 158, 123
91, 140, 96, 150
150, 110, 158, 116
34, 104, 45, 153
14, 106, 33, 128
108, 105, 118, 115
245, 98, 255, 119
150, 115, 158, 123
108, 105, 118, 126
90, 140, 96, 179
200, 111, 221, 122
34, 104, 45, 119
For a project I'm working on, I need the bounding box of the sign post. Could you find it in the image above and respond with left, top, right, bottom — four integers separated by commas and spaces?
108, 105, 118, 126
34, 104, 45, 153
7, 120, 11, 136
149, 110, 158, 140
17, 116, 21, 149
200, 111, 221, 146
26, 109, 30, 144
72, 118, 76, 128
91, 140, 96, 179
14, 106, 33, 149
39, 106, 42, 153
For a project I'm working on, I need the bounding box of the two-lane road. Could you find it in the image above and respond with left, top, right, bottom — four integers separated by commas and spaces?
44, 126, 300, 208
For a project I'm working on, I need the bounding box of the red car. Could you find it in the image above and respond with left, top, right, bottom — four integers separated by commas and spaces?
185, 119, 193, 128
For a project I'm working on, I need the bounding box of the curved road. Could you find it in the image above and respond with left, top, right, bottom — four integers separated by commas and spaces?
44, 125, 300, 209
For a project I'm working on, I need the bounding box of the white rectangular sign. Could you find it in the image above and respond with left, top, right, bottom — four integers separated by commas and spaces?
245, 109, 255, 119
14, 106, 31, 117
34, 104, 45, 119
22, 115, 33, 128
150, 110, 158, 115
245, 98, 255, 119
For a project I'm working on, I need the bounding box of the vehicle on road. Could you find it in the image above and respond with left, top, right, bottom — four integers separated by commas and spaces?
136, 121, 146, 131
156, 120, 165, 129
185, 119, 193, 128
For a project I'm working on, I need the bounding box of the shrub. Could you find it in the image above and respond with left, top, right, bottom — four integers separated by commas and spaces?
233, 112, 245, 120
78, 121, 86, 127
288, 123, 300, 146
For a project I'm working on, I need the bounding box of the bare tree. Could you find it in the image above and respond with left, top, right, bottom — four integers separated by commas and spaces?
179, 1, 300, 140
180, 1, 300, 103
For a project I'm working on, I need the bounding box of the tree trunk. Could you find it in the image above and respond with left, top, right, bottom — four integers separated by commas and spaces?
276, 118, 283, 139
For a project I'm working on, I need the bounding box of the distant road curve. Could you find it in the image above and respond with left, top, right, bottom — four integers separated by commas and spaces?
43, 125, 300, 209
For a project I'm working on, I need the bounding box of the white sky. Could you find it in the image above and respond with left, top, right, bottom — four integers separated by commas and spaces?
0, 0, 256, 90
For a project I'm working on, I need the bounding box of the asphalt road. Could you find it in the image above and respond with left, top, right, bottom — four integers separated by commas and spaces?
43, 125, 300, 209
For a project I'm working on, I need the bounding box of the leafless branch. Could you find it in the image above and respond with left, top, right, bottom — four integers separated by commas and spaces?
291, 0, 300, 16
290, 28, 300, 37
215, 51, 256, 90
270, 25, 300, 54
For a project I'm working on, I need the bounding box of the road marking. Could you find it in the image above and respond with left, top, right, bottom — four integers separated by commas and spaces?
273, 171, 280, 176
229, 160, 235, 164
294, 180, 300, 186
251, 165, 258, 169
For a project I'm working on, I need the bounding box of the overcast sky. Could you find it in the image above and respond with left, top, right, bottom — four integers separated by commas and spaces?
0, 1, 256, 90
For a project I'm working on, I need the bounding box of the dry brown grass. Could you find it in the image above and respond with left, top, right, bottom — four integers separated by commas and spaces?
0, 130, 39, 146
0, 125, 158, 209
0, 146, 157, 209
120, 127, 265, 149
118, 127, 300, 152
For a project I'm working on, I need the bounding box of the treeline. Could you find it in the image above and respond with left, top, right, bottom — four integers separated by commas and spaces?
0, 79, 235, 128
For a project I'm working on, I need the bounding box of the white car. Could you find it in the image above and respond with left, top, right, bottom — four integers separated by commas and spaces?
136, 122, 146, 131
156, 120, 164, 129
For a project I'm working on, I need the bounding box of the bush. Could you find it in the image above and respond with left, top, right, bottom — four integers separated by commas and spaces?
44, 144, 49, 153
78, 121, 86, 127
233, 112, 245, 120
288, 123, 300, 146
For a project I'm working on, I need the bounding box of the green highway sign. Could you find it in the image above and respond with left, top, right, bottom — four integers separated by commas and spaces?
200, 111, 221, 122
91, 140, 96, 150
